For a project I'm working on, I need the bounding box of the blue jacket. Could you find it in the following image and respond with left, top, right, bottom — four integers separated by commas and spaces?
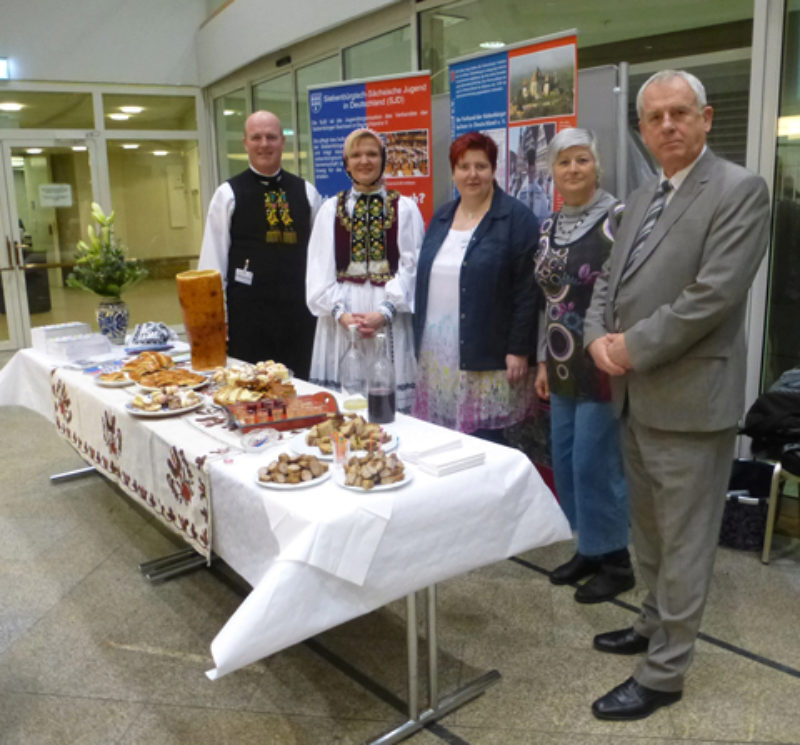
413, 185, 540, 371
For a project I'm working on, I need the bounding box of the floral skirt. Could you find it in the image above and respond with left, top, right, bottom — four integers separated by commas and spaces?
412, 314, 537, 433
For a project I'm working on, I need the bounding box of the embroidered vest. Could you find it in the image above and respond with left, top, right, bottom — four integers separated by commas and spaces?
333, 190, 400, 286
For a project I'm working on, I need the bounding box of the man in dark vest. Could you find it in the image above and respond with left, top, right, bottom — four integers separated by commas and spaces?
199, 110, 322, 377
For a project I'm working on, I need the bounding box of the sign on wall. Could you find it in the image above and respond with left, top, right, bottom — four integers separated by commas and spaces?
308, 72, 434, 223
449, 32, 577, 217
39, 183, 73, 208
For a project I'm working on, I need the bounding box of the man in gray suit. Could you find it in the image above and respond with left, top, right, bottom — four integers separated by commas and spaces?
584, 70, 770, 720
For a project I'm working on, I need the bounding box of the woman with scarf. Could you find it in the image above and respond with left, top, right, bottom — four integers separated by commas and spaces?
306, 128, 424, 411
533, 127, 632, 603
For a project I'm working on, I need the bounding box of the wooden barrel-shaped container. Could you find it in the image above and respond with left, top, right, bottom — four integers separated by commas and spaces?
176, 269, 227, 370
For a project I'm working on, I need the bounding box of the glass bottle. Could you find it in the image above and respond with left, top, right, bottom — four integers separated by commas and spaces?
367, 331, 396, 424
339, 324, 367, 411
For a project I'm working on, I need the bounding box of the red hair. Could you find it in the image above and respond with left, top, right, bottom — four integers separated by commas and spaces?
449, 131, 498, 171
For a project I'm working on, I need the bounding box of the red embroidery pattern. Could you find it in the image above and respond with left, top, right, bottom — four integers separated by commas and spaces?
103, 410, 123, 457
167, 446, 195, 505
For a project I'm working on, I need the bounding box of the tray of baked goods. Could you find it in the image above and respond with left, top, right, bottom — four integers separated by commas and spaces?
222, 391, 339, 432
209, 360, 295, 404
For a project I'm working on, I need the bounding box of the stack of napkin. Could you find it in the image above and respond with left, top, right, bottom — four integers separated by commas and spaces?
401, 433, 463, 464
401, 433, 485, 476
416, 446, 486, 476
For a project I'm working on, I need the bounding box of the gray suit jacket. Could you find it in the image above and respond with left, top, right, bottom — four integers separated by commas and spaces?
584, 149, 770, 432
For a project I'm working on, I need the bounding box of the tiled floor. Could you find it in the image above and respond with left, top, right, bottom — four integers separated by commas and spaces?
1, 366, 800, 744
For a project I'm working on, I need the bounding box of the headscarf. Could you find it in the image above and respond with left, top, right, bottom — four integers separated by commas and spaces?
342, 128, 386, 187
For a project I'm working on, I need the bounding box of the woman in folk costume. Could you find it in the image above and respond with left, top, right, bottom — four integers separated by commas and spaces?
306, 128, 424, 411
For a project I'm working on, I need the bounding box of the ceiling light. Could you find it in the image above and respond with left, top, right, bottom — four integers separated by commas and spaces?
122, 143, 140, 149
283, 129, 295, 136
119, 106, 144, 114
153, 150, 168, 156
223, 109, 236, 116
108, 113, 130, 121
26, 148, 43, 154
778, 116, 800, 138
479, 41, 505, 49
0, 102, 23, 112
72, 145, 87, 152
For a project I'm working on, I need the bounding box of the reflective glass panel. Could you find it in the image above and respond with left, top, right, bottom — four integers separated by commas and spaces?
0, 91, 94, 129
420, 0, 753, 95
764, 1, 800, 387
343, 26, 412, 80
253, 73, 296, 171
0, 145, 93, 334
102, 93, 197, 130
214, 88, 247, 182
296, 56, 340, 181
106, 139, 203, 326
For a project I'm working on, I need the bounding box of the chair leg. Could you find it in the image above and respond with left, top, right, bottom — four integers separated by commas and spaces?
761, 462, 784, 564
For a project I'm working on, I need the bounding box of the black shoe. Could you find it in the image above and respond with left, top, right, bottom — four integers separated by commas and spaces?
593, 627, 649, 655
549, 553, 600, 585
592, 677, 682, 720
574, 564, 635, 603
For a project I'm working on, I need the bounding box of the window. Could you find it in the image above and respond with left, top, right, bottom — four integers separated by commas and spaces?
343, 26, 412, 80
0, 91, 93, 129
102, 93, 197, 130
213, 89, 247, 181
253, 73, 296, 170
106, 139, 203, 325
296, 56, 340, 181
764, 1, 800, 387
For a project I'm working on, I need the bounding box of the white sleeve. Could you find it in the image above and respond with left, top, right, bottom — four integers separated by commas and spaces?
383, 196, 424, 313
306, 197, 346, 318
198, 183, 235, 289
305, 181, 324, 223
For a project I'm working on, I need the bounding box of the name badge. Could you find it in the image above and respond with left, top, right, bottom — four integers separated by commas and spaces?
235, 260, 253, 286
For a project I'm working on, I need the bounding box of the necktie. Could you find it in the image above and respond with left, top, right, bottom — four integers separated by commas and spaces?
623, 179, 672, 274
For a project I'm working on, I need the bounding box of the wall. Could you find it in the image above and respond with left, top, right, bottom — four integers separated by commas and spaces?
195, 0, 400, 86
0, 0, 206, 85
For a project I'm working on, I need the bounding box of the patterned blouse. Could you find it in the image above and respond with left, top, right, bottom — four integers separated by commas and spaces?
534, 189, 623, 400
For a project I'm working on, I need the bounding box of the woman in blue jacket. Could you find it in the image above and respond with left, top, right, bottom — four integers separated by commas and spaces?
412, 131, 540, 443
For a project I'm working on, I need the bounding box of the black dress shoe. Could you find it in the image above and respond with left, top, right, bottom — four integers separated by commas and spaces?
574, 564, 635, 603
549, 553, 600, 585
592, 677, 682, 720
593, 627, 649, 655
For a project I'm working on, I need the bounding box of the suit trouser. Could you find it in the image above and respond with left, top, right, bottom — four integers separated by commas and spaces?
621, 414, 736, 691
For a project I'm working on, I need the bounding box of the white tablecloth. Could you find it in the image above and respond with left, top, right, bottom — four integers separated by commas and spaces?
0, 348, 571, 679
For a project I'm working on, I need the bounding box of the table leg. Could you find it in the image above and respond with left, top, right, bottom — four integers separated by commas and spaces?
365, 585, 501, 745
49, 466, 97, 483
138, 548, 209, 583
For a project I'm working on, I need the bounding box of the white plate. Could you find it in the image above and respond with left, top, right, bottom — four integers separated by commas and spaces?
336, 472, 412, 493
137, 377, 209, 392
289, 430, 398, 460
95, 375, 134, 388
125, 398, 205, 418
255, 468, 331, 490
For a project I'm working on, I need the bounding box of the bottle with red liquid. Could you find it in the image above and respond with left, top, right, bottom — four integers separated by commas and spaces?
367, 331, 396, 424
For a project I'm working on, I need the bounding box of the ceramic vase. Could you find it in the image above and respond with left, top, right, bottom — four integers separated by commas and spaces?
96, 298, 129, 344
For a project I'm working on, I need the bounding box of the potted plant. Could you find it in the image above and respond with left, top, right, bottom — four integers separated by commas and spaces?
66, 202, 147, 344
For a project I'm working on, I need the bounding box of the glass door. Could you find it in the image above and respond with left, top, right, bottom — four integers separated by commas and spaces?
0, 139, 97, 350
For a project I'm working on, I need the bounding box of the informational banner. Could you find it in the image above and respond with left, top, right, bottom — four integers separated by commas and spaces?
450, 32, 577, 216
308, 72, 434, 223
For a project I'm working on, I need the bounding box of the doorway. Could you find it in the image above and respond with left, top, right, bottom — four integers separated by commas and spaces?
0, 139, 98, 349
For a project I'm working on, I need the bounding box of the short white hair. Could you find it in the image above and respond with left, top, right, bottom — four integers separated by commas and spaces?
547, 127, 601, 179
636, 70, 707, 119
